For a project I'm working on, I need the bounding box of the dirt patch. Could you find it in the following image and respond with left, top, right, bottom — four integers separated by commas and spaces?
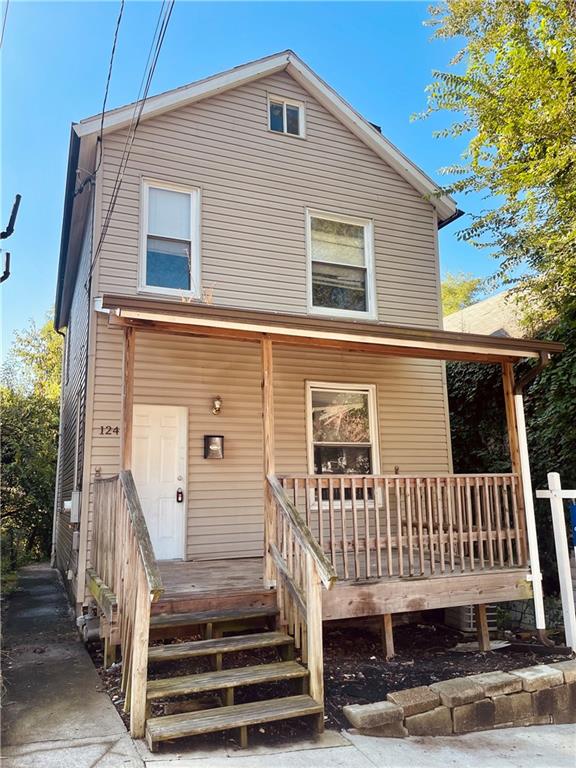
88, 617, 568, 750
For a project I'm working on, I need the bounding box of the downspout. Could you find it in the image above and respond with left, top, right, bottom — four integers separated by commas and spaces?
513, 351, 553, 645
50, 327, 68, 567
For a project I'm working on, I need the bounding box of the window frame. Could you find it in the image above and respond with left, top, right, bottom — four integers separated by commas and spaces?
305, 209, 376, 320
267, 94, 306, 138
305, 381, 381, 476
138, 178, 201, 298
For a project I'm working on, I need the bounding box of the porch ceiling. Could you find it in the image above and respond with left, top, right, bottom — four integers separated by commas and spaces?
100, 294, 563, 364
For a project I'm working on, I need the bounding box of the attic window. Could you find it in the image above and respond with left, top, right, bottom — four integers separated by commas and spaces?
268, 96, 304, 137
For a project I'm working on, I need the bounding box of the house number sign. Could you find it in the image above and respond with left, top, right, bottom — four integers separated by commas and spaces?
98, 425, 120, 436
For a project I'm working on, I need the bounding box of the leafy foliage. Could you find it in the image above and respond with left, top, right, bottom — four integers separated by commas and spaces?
447, 308, 576, 593
441, 271, 483, 314
421, 0, 576, 321
1, 317, 62, 573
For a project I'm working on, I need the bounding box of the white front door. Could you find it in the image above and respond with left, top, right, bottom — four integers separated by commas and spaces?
132, 404, 187, 560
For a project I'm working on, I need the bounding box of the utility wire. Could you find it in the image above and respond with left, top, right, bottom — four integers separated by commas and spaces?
87, 0, 175, 283
0, 0, 10, 50
76, 0, 126, 196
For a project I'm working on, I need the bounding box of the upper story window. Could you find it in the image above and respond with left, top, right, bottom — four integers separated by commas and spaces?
307, 210, 375, 319
268, 95, 305, 137
140, 180, 200, 296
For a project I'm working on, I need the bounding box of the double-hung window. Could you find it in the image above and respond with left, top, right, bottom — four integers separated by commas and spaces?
140, 180, 200, 296
307, 382, 379, 476
268, 96, 305, 137
307, 211, 375, 318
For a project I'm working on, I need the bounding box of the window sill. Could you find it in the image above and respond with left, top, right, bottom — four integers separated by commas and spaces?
307, 306, 378, 322
137, 286, 202, 301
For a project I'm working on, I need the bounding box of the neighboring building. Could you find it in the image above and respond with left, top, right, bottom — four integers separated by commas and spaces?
52, 52, 562, 748
444, 291, 526, 338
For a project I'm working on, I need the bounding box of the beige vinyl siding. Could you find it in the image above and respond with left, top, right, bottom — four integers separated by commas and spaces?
96, 71, 441, 328
54, 200, 92, 596
88, 323, 450, 561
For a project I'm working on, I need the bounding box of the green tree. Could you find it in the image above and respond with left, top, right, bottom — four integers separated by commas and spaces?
447, 307, 576, 594
441, 271, 483, 315
1, 316, 62, 572
421, 0, 576, 321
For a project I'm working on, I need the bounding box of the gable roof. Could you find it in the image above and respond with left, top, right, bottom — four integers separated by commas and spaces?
55, 51, 458, 329
75, 50, 457, 221
444, 292, 526, 338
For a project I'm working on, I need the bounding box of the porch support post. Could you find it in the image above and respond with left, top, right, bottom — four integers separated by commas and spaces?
261, 335, 276, 588
474, 604, 490, 651
502, 362, 527, 565
381, 614, 395, 660
121, 327, 135, 471
512, 385, 546, 632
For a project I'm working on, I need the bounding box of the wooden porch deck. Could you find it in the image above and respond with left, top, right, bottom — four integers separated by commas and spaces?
155, 556, 532, 621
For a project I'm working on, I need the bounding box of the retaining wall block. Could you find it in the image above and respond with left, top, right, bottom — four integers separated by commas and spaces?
532, 684, 569, 718
430, 677, 484, 707
493, 691, 533, 725
469, 671, 522, 698
549, 660, 576, 685
405, 706, 453, 736
453, 698, 495, 734
343, 701, 403, 730
357, 721, 409, 738
387, 686, 440, 717
510, 664, 564, 691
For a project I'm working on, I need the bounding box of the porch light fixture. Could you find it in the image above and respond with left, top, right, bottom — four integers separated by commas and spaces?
212, 395, 223, 415
204, 435, 224, 459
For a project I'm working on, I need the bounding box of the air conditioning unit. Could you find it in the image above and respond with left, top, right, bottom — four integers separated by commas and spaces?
445, 605, 499, 635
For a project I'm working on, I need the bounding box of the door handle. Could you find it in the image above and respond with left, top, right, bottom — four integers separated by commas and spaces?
176, 488, 184, 503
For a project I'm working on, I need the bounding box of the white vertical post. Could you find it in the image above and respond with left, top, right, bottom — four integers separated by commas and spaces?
545, 473, 576, 652
513, 392, 546, 630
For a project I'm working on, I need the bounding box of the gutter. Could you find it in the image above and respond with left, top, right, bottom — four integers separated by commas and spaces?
54, 126, 81, 331
438, 208, 465, 230
513, 351, 554, 646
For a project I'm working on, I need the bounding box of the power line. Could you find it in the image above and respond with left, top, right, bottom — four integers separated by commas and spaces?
87, 0, 175, 283
0, 0, 10, 50
76, 0, 126, 196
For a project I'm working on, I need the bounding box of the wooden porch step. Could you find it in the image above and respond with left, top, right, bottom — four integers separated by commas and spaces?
146, 694, 322, 750
148, 631, 293, 663
146, 660, 307, 701
150, 606, 277, 631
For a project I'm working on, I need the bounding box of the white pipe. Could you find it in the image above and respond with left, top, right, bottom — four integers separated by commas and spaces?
514, 392, 546, 630
546, 473, 576, 651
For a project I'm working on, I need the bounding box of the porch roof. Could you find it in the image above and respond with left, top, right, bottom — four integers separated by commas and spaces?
100, 294, 563, 364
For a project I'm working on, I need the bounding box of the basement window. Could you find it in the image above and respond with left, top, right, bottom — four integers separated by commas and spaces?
268, 96, 305, 137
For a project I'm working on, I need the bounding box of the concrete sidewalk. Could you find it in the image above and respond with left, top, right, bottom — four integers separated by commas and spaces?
1, 563, 144, 767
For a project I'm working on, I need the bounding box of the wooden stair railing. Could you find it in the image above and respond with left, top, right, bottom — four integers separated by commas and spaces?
266, 474, 337, 711
92, 470, 164, 738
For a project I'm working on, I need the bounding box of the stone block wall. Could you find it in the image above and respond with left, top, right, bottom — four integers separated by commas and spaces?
343, 661, 576, 738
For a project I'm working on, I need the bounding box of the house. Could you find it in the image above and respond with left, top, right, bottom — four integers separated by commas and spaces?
444, 291, 526, 337
52, 51, 563, 750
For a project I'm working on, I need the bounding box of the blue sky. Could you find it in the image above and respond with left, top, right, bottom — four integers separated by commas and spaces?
2, 0, 494, 351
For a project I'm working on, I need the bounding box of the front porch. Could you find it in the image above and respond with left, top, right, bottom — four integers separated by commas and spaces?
85, 296, 561, 743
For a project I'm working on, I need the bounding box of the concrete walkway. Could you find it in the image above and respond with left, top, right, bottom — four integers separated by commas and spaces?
2, 564, 574, 767
1, 563, 144, 767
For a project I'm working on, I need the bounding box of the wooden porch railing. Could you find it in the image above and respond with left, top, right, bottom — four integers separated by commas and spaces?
92, 470, 164, 738
267, 474, 337, 709
278, 474, 527, 582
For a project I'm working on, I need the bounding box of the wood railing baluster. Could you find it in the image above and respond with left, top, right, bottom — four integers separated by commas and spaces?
492, 478, 504, 567
395, 478, 404, 577
455, 477, 465, 572
405, 479, 414, 577
363, 478, 371, 579
474, 478, 485, 569
351, 478, 360, 579
384, 478, 392, 577
425, 478, 435, 575
340, 477, 349, 579
436, 478, 445, 573
445, 479, 455, 573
